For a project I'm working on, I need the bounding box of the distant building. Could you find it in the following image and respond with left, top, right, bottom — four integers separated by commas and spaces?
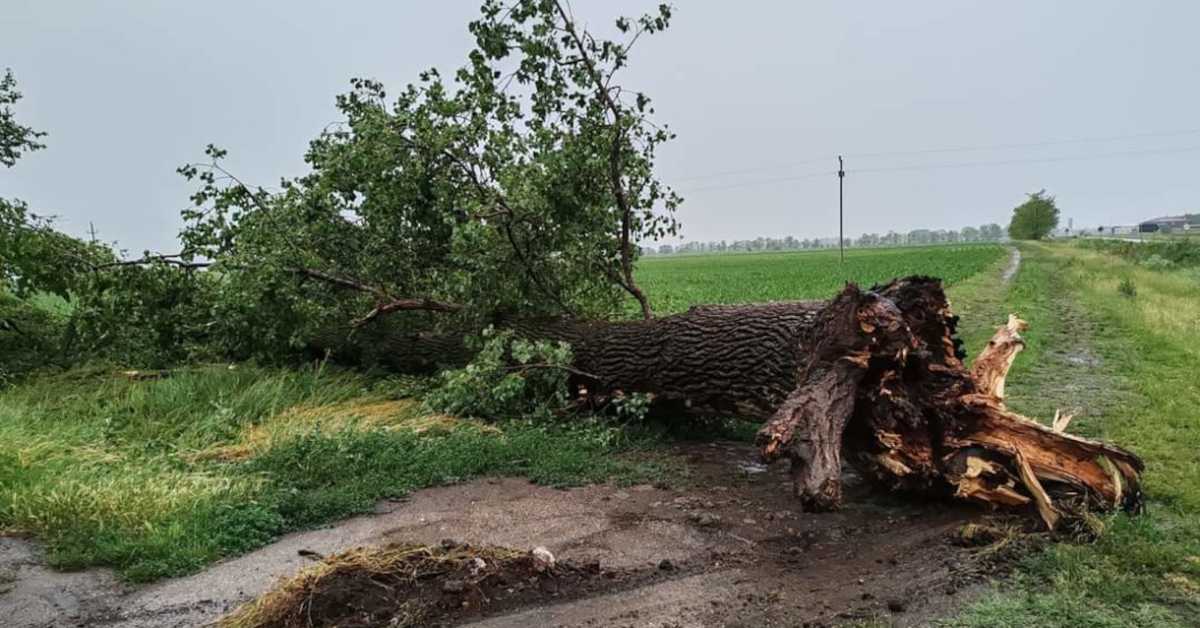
1056, 224, 1137, 237
1139, 214, 1197, 233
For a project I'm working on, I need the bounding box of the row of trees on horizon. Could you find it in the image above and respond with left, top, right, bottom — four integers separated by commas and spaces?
646, 223, 1007, 255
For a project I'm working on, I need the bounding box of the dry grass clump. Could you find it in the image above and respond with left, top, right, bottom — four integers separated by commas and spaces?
191, 399, 498, 463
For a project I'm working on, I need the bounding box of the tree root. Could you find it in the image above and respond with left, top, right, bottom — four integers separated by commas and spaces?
758, 277, 1143, 528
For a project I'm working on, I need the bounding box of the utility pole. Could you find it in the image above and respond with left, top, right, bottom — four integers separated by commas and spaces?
838, 155, 845, 262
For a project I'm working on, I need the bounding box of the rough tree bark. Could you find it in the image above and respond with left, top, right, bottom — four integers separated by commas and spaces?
321, 276, 1143, 527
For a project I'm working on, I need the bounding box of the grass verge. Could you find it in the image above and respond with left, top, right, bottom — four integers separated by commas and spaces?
0, 366, 672, 582
942, 242, 1200, 627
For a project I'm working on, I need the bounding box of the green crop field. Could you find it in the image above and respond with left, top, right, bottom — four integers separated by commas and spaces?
636, 244, 1008, 314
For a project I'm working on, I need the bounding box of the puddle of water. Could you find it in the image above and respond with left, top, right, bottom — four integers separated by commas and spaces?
736, 461, 769, 474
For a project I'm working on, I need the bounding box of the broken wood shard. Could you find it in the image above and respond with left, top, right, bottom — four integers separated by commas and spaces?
1052, 409, 1075, 433
970, 314, 1028, 401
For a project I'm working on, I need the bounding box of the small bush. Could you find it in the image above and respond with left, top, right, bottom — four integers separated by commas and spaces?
1118, 277, 1137, 299
609, 391, 653, 423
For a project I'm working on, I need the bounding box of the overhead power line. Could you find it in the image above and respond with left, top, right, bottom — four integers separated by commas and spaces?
678, 169, 830, 192
676, 144, 1200, 193
670, 156, 831, 182
847, 144, 1200, 175
672, 127, 1200, 186
844, 127, 1200, 159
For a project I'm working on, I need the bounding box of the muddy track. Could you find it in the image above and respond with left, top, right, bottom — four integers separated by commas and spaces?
1001, 247, 1021, 283
2, 441, 1016, 628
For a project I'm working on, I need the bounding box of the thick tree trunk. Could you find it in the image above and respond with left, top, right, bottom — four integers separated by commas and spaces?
319, 277, 1144, 527
509, 302, 823, 419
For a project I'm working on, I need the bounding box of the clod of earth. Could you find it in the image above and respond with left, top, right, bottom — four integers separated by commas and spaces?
323, 276, 1144, 529
219, 543, 610, 628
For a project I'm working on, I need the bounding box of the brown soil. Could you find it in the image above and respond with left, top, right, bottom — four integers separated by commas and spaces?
2, 442, 1026, 628
220, 542, 641, 628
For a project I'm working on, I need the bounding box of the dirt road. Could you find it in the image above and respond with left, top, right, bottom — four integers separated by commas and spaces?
2, 442, 1004, 627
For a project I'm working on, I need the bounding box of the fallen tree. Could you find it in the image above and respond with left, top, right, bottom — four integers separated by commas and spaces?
322, 276, 1143, 529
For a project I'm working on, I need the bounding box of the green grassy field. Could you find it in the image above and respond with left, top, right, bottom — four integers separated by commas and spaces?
2, 241, 1197, 626
636, 244, 1007, 314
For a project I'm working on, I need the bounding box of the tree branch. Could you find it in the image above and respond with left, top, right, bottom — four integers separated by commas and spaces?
288, 266, 389, 300
352, 297, 463, 327
504, 362, 600, 381
91, 254, 212, 271
553, 0, 653, 319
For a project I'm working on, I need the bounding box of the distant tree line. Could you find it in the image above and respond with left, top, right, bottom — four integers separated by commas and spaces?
645, 223, 1006, 255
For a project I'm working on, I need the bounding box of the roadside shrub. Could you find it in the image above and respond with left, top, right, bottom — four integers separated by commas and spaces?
423, 327, 573, 421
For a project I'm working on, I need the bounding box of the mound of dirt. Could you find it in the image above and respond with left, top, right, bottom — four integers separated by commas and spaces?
220, 542, 628, 628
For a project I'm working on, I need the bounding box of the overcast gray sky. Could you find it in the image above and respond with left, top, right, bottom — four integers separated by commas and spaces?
3, 1, 1198, 253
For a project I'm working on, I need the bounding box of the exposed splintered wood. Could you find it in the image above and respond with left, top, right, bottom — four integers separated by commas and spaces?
325, 275, 1144, 526
1052, 409, 1075, 433
970, 314, 1028, 400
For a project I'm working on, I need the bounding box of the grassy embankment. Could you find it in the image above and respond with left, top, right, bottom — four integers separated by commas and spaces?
944, 242, 1200, 627
0, 244, 1005, 583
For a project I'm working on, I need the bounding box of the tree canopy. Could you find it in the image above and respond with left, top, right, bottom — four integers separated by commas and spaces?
4, 1, 688, 368
174, 0, 681, 357
1007, 190, 1060, 240
0, 69, 46, 168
